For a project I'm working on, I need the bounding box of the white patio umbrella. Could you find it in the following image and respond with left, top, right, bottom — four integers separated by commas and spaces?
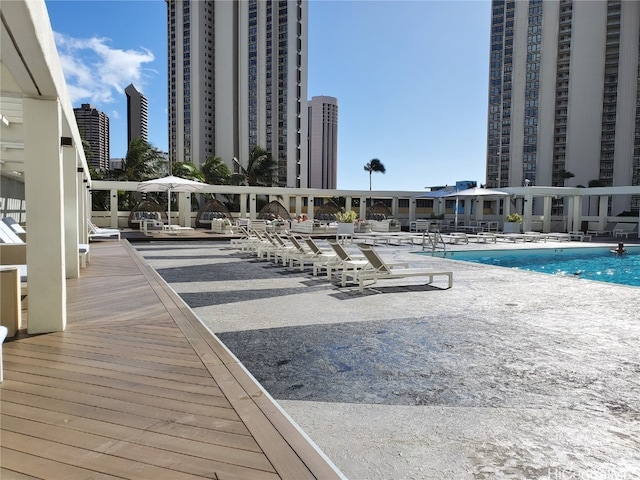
137, 175, 207, 226
445, 187, 509, 226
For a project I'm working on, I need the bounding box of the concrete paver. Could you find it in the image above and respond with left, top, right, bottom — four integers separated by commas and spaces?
136, 239, 640, 480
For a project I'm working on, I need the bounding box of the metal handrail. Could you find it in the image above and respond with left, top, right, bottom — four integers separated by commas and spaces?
421, 229, 446, 254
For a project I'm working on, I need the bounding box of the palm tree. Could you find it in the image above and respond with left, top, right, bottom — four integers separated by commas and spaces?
118, 138, 166, 182
364, 158, 386, 191
555, 168, 575, 186
230, 146, 277, 186
171, 161, 206, 182
201, 156, 231, 185
115, 138, 167, 210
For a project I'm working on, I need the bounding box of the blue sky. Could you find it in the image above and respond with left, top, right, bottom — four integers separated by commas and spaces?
45, 0, 491, 191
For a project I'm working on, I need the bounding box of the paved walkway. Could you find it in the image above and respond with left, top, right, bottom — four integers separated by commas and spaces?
136, 239, 640, 480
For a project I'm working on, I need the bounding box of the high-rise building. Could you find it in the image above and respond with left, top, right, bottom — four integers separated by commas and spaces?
486, 0, 640, 213
307, 96, 338, 189
125, 83, 149, 148
167, 0, 308, 187
74, 103, 110, 171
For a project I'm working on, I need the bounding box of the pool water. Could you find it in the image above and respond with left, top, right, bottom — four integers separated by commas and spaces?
425, 247, 640, 287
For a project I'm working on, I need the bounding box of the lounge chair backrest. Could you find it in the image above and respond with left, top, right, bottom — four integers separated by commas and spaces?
357, 244, 391, 273
0, 221, 24, 244
286, 234, 306, 253
326, 239, 351, 261
303, 237, 322, 254
273, 234, 289, 246
2, 217, 26, 234
613, 223, 637, 232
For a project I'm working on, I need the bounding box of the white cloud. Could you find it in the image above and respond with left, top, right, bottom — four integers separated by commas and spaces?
54, 32, 155, 104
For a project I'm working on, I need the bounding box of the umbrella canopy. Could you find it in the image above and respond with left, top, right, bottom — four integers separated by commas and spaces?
444, 187, 509, 226
444, 187, 509, 198
137, 175, 207, 226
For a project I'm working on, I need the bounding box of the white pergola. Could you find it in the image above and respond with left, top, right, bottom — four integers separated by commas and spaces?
1, 0, 92, 333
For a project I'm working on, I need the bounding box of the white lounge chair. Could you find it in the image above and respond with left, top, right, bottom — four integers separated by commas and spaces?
87, 219, 121, 240
0, 325, 7, 382
352, 244, 453, 293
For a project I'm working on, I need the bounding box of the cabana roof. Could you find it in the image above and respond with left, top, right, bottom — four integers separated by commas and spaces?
258, 200, 292, 220
196, 198, 233, 227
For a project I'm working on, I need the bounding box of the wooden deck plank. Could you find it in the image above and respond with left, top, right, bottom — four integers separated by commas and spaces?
0, 241, 344, 479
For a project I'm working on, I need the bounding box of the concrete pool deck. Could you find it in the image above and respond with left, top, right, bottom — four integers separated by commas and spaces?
136, 238, 640, 480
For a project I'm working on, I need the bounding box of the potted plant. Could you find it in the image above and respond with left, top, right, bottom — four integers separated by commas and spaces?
336, 210, 358, 235
504, 212, 523, 233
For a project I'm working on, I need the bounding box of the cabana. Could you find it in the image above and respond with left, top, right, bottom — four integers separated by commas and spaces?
366, 202, 393, 221
127, 199, 167, 229
258, 200, 292, 221
195, 198, 233, 228
315, 200, 341, 222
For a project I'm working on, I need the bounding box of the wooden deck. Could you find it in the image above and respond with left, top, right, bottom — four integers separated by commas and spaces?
0, 241, 343, 479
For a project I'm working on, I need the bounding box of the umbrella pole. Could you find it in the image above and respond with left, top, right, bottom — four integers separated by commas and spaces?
167, 188, 171, 227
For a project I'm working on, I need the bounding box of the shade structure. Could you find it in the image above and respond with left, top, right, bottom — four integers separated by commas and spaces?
444, 187, 509, 226
137, 175, 207, 226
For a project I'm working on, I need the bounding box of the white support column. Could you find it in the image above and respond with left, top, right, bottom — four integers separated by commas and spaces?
391, 197, 398, 218
281, 194, 290, 217
295, 195, 302, 218
598, 196, 608, 230
409, 197, 416, 222
23, 98, 66, 333
77, 174, 88, 245
475, 198, 484, 221
110, 188, 119, 228
522, 193, 533, 232
571, 195, 582, 232
249, 194, 257, 219
63, 146, 80, 279
308, 197, 315, 221
359, 196, 367, 220
178, 192, 189, 226
345, 196, 352, 214
239, 193, 248, 219
543, 196, 552, 233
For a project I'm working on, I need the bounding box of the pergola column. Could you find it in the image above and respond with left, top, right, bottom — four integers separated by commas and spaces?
109, 188, 118, 228
345, 196, 352, 214
63, 146, 80, 279
239, 193, 248, 218
249, 194, 257, 219
543, 196, 552, 233
409, 197, 416, 222
522, 193, 533, 232
23, 97, 66, 333
597, 196, 609, 230
307, 196, 315, 221
358, 196, 366, 219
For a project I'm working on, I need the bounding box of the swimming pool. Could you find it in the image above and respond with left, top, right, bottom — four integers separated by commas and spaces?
425, 246, 640, 287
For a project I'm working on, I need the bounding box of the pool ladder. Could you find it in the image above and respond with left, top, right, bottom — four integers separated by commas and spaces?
421, 230, 446, 255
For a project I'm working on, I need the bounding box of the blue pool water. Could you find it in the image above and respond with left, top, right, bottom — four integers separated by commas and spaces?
425, 247, 640, 287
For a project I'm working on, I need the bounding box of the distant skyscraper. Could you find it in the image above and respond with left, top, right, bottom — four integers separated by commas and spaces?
308, 96, 338, 189
73, 103, 109, 171
167, 0, 309, 187
125, 83, 148, 148
486, 0, 640, 213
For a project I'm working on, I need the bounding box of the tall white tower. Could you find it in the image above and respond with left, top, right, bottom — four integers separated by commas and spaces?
167, 0, 309, 187
308, 96, 338, 189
